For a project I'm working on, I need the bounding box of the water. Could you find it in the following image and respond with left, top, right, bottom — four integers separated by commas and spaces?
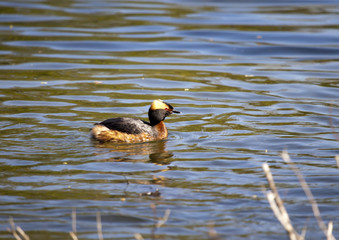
0, 0, 339, 239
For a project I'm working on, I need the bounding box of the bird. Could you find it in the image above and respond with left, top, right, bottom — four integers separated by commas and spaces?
91, 99, 180, 143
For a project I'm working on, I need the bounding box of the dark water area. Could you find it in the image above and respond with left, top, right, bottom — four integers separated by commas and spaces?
0, 0, 339, 239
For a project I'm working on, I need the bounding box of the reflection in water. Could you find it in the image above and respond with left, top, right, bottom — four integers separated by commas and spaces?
92, 139, 173, 165
0, 0, 339, 239
93, 140, 171, 199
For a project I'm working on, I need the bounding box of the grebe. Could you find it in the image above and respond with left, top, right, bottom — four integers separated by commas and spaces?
91, 99, 180, 143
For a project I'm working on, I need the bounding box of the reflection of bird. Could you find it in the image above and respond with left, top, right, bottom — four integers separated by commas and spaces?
91, 99, 180, 143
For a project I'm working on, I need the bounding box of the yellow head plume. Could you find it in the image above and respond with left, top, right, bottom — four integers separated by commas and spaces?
150, 99, 170, 110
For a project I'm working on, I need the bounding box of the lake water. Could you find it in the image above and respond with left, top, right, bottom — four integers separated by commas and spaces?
0, 0, 339, 239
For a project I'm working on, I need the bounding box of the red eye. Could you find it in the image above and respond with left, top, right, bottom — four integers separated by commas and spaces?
165, 108, 169, 111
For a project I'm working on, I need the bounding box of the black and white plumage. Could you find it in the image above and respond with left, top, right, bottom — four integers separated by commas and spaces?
98, 117, 155, 136
91, 99, 180, 143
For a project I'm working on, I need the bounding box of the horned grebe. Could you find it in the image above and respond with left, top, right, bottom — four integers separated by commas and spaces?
91, 99, 180, 143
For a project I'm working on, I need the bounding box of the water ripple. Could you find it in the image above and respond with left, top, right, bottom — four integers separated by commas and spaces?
0, 0, 339, 239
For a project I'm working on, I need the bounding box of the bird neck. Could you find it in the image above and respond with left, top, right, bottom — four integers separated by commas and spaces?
148, 109, 166, 126
153, 121, 168, 139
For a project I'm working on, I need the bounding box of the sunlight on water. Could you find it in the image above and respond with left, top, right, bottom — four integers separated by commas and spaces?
0, 0, 338, 239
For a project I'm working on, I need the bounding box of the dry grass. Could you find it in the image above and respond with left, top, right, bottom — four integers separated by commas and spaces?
262, 162, 303, 240
7, 217, 30, 240
70, 208, 78, 240
67, 204, 171, 240
96, 212, 104, 240
8, 151, 338, 240
263, 150, 337, 240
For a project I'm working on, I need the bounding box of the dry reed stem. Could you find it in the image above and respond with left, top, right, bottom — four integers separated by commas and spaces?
262, 163, 303, 240
134, 233, 144, 240
300, 224, 307, 239
281, 150, 336, 240
69, 208, 78, 240
96, 212, 104, 240
139, 204, 171, 239
69, 210, 105, 240
156, 209, 171, 228
208, 221, 220, 240
16, 227, 29, 240
72, 208, 77, 234
8, 217, 30, 240
9, 217, 21, 240
328, 221, 334, 240
335, 156, 339, 169
69, 231, 79, 240
262, 163, 293, 228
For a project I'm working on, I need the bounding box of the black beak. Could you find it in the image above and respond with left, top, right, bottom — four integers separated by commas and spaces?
163, 102, 180, 114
